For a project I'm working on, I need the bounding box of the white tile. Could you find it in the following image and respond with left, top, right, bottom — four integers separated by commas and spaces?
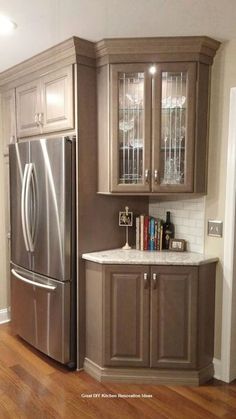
189, 210, 204, 220
174, 209, 191, 218
168, 201, 184, 209
195, 220, 204, 228
175, 226, 189, 235
149, 196, 205, 254
189, 244, 203, 253
187, 227, 203, 237
171, 216, 185, 226
183, 202, 198, 210
149, 209, 165, 219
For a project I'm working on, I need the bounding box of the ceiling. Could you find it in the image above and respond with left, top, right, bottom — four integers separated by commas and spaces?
0, 0, 235, 72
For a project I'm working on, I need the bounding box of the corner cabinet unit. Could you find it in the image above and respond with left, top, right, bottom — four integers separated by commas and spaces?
84, 261, 216, 385
96, 37, 220, 195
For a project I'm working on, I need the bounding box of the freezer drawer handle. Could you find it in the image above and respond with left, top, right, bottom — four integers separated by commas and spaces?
11, 269, 56, 291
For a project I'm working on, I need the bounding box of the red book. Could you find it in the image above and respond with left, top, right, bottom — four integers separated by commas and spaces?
144, 216, 149, 250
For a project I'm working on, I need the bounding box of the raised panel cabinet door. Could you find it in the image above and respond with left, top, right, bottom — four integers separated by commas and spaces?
103, 265, 150, 367
110, 64, 152, 192
41, 66, 74, 133
150, 266, 198, 369
1, 89, 16, 156
16, 79, 41, 138
152, 62, 196, 193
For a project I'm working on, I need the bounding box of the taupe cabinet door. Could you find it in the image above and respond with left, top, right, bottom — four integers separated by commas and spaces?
41, 66, 74, 133
152, 62, 196, 193
16, 66, 74, 138
110, 64, 152, 193
104, 265, 150, 367
1, 89, 16, 155
16, 79, 41, 137
150, 266, 198, 369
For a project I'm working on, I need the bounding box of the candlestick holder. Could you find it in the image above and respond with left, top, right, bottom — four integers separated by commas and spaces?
119, 206, 133, 250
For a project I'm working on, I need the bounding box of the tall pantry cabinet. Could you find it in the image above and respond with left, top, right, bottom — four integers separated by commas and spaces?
0, 37, 148, 368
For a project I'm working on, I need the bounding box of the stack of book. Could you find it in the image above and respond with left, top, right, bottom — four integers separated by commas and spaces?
136, 215, 163, 251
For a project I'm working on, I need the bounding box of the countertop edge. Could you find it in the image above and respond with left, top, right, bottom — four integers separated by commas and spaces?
82, 252, 219, 266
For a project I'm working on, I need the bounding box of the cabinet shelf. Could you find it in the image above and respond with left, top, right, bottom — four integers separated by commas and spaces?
160, 147, 185, 151
162, 107, 186, 111
119, 108, 144, 112
119, 146, 143, 151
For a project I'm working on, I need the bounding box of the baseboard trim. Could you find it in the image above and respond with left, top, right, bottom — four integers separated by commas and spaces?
213, 358, 222, 380
84, 358, 214, 386
0, 307, 11, 324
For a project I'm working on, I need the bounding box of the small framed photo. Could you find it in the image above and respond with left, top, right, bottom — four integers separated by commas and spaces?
169, 238, 186, 252
119, 211, 133, 227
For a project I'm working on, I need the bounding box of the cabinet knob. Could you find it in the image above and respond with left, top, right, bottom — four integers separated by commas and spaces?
154, 169, 159, 184
143, 272, 149, 289
144, 169, 150, 184
152, 272, 158, 289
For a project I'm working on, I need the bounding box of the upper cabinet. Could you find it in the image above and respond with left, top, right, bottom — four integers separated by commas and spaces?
110, 62, 195, 193
1, 89, 16, 156
96, 37, 220, 195
16, 66, 74, 138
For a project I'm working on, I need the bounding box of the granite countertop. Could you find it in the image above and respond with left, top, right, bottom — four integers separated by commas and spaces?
82, 249, 218, 266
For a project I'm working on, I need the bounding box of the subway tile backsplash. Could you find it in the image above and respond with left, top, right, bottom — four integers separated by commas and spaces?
149, 197, 205, 253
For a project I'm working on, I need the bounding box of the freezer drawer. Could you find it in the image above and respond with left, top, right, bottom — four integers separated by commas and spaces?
11, 266, 72, 364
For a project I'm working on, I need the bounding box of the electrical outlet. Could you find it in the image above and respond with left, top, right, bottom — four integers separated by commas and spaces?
208, 220, 223, 237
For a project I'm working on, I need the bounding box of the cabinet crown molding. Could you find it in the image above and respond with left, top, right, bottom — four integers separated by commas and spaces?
0, 36, 96, 89
0, 36, 220, 88
95, 36, 221, 65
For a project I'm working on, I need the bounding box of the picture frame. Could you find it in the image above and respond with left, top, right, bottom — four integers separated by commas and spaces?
119, 211, 133, 227
169, 238, 186, 252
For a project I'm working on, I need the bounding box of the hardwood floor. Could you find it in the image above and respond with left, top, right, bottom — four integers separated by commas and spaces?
0, 323, 236, 419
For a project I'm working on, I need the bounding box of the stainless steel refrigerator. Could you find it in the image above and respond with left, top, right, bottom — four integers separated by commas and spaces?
9, 137, 76, 368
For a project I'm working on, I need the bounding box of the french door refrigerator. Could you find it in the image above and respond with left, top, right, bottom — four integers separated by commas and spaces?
9, 137, 76, 368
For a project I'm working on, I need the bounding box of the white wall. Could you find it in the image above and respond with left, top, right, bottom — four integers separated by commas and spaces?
204, 40, 236, 363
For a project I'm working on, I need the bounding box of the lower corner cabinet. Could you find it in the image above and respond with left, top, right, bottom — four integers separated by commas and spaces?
84, 262, 216, 385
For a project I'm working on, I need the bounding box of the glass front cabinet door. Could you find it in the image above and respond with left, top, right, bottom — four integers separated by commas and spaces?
110, 62, 196, 193
110, 64, 152, 192
152, 62, 196, 193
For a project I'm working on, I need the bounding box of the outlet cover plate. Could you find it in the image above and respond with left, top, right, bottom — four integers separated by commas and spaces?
208, 220, 223, 237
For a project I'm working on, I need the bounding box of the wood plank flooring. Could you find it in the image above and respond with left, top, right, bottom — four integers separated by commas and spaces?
0, 323, 236, 418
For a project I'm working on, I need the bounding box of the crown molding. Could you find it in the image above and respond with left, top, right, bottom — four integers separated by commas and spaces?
95, 36, 221, 66
0, 36, 220, 88
0, 36, 96, 88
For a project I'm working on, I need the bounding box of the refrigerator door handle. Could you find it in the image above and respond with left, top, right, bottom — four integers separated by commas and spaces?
11, 269, 56, 291
21, 164, 30, 252
30, 164, 37, 245
25, 163, 36, 252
